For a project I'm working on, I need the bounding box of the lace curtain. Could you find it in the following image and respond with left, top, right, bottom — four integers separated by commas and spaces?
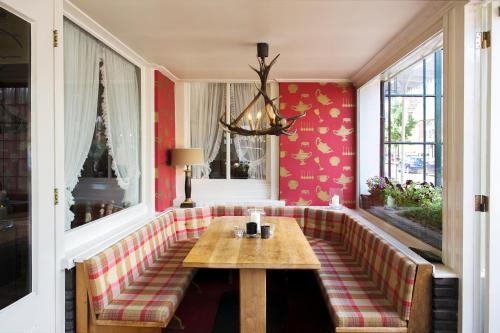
230, 83, 266, 179
101, 48, 141, 206
64, 19, 141, 229
63, 20, 101, 229
190, 83, 225, 178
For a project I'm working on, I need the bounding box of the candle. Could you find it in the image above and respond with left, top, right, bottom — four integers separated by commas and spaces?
250, 211, 261, 232
331, 195, 340, 207
247, 113, 255, 130
256, 111, 262, 129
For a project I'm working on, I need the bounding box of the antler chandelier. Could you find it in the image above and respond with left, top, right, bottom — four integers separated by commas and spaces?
219, 43, 306, 136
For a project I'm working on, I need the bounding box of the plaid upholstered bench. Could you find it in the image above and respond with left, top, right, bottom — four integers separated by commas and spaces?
75, 209, 210, 333
303, 209, 433, 333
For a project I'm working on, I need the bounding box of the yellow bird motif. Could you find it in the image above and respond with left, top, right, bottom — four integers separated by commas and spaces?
316, 186, 330, 202
315, 89, 333, 106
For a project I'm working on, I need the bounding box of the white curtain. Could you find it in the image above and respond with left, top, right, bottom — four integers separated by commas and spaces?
101, 47, 141, 206
230, 83, 266, 179
190, 83, 225, 178
64, 20, 101, 229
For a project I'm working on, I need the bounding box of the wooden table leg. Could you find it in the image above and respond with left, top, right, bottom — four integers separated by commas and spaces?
240, 269, 266, 333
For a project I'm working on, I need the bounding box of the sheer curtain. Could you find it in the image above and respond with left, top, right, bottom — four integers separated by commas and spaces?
64, 19, 101, 229
101, 47, 141, 206
190, 83, 225, 178
230, 83, 266, 179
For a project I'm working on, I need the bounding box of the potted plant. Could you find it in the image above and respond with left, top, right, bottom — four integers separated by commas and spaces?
366, 176, 386, 206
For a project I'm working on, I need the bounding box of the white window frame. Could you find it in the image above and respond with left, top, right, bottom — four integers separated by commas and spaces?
176, 81, 279, 204
57, 1, 156, 269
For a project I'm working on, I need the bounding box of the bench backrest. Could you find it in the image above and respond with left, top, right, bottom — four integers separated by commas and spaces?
211, 205, 307, 229
84, 212, 177, 314
173, 207, 212, 240
342, 215, 417, 321
303, 208, 344, 242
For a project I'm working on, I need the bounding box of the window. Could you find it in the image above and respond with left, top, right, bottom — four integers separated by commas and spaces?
64, 19, 141, 230
360, 48, 443, 250
190, 82, 267, 180
382, 50, 443, 186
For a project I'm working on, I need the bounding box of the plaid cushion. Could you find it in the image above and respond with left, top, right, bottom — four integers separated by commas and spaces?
85, 212, 179, 313
264, 206, 306, 229
303, 208, 344, 242
98, 239, 196, 322
172, 207, 212, 240
211, 205, 249, 217
308, 237, 407, 328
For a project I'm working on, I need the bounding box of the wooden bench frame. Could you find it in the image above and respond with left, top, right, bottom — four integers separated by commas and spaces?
76, 262, 186, 333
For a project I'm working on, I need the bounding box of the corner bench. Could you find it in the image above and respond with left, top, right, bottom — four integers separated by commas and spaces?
76, 205, 431, 333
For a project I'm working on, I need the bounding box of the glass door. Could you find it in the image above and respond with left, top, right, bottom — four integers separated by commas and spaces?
0, 0, 55, 332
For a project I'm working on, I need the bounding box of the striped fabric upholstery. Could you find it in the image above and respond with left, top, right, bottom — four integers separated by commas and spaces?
308, 236, 407, 328
263, 206, 306, 229
211, 205, 306, 229
99, 239, 196, 322
85, 213, 178, 314
172, 207, 212, 240
303, 208, 344, 242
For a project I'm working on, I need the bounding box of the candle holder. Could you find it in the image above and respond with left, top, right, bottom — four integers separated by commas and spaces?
329, 188, 343, 210
246, 208, 265, 233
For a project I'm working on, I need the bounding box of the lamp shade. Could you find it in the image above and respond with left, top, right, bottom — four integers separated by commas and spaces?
171, 148, 204, 166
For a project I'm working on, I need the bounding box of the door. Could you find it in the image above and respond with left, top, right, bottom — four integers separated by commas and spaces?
0, 0, 56, 332
484, 2, 500, 332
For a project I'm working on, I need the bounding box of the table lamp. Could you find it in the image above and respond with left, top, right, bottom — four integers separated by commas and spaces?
172, 148, 204, 208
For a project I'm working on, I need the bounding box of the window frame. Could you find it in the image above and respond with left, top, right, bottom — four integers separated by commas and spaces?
380, 49, 443, 186
60, 2, 156, 269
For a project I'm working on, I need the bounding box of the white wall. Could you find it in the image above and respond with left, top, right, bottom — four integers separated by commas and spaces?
357, 78, 381, 196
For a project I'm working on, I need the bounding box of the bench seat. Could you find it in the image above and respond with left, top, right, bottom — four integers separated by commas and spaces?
98, 239, 196, 322
308, 236, 407, 328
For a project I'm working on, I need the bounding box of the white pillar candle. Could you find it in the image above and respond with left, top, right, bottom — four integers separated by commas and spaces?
250, 211, 261, 232
331, 195, 340, 207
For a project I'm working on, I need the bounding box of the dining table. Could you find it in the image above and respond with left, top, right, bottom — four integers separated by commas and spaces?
183, 215, 321, 333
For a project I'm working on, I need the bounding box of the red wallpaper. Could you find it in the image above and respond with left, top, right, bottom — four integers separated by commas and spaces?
279, 82, 356, 207
154, 70, 176, 211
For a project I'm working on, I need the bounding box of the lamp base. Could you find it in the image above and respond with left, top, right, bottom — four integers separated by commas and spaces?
180, 199, 195, 208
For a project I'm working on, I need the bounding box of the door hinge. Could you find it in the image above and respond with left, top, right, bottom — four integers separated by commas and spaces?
476, 31, 491, 49
53, 29, 59, 47
54, 188, 59, 206
475, 195, 488, 212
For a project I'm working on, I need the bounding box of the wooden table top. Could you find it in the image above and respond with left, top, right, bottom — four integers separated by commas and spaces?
183, 216, 321, 270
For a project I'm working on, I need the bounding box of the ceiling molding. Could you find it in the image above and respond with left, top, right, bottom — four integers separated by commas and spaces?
151, 64, 178, 82
350, 0, 463, 88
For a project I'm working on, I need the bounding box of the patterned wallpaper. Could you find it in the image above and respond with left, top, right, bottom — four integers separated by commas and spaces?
154, 70, 176, 211
279, 82, 356, 207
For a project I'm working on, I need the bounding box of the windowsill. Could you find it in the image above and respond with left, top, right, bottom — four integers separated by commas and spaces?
62, 203, 153, 269
355, 208, 442, 257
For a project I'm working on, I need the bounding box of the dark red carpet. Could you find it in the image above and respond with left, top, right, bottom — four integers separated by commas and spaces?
165, 269, 331, 333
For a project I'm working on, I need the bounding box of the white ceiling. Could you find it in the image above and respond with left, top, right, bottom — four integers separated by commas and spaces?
70, 0, 434, 81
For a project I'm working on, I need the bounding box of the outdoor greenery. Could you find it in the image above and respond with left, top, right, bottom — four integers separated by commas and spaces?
389, 100, 417, 141
366, 176, 442, 231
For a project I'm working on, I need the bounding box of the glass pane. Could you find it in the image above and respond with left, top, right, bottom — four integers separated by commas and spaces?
0, 7, 31, 310
392, 144, 425, 184
425, 144, 436, 185
230, 135, 266, 179
425, 53, 435, 95
384, 144, 390, 177
390, 61, 424, 95
208, 135, 227, 179
384, 96, 389, 142
65, 21, 142, 230
425, 97, 436, 142
390, 97, 423, 142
